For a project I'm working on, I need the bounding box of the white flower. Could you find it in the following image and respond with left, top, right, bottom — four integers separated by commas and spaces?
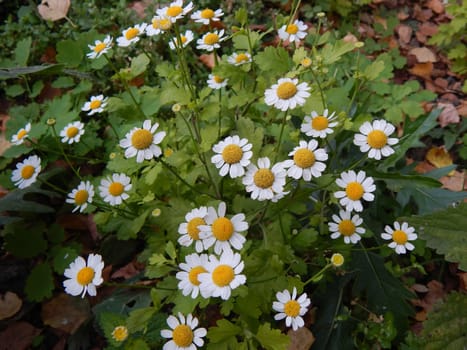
63, 254, 104, 298
11, 155, 41, 189
278, 19, 308, 44
59, 121, 85, 144
119, 120, 166, 163
146, 15, 172, 36
157, 0, 194, 23
99, 173, 132, 206
66, 180, 95, 213
176, 253, 209, 298
227, 52, 252, 66
87, 35, 113, 59
198, 248, 246, 300
301, 109, 338, 138
264, 77, 310, 111
199, 202, 248, 254
211, 135, 253, 178
191, 8, 223, 25
11, 122, 31, 145
207, 74, 228, 89
178, 207, 209, 253
242, 157, 287, 201
160, 313, 206, 350
381, 221, 417, 254
329, 210, 365, 244
168, 30, 194, 50
282, 140, 328, 181
81, 95, 108, 116
272, 287, 310, 331
353, 119, 399, 160
117, 24, 147, 47
196, 29, 225, 51
334, 170, 376, 212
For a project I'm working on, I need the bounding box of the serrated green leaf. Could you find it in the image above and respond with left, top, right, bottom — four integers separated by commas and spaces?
208, 319, 242, 343
51, 246, 79, 274
256, 323, 290, 350
98, 312, 127, 347
127, 307, 156, 333
130, 53, 150, 79
363, 60, 385, 81
25, 263, 54, 302
14, 37, 32, 66
321, 40, 355, 65
125, 339, 150, 350
56, 39, 83, 67
255, 47, 291, 76
397, 187, 467, 214
52, 76, 75, 88
4, 223, 47, 258
5, 84, 25, 97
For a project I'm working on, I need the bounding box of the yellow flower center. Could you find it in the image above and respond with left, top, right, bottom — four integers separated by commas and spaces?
253, 169, 275, 189
74, 189, 89, 205
125, 28, 140, 40
284, 300, 300, 317
286, 24, 299, 35
180, 35, 187, 44
331, 253, 344, 267
392, 230, 408, 244
293, 148, 315, 168
367, 130, 388, 149
172, 325, 193, 347
338, 219, 356, 236
187, 217, 205, 240
167, 6, 183, 17
77, 266, 95, 285
90, 100, 102, 110
346, 182, 364, 201
212, 264, 234, 287
112, 326, 128, 342
222, 144, 243, 164
131, 129, 153, 150
276, 82, 297, 99
235, 53, 249, 64
301, 57, 312, 67
201, 8, 215, 19
66, 126, 79, 138
312, 116, 329, 131
21, 165, 35, 179
17, 129, 28, 140
188, 265, 207, 286
213, 76, 224, 83
108, 182, 124, 196
204, 33, 219, 45
94, 42, 106, 53
160, 18, 172, 30
212, 217, 234, 241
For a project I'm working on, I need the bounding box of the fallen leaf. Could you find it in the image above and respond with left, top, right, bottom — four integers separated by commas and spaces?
411, 280, 445, 313
343, 32, 358, 44
37, 0, 71, 21
437, 102, 460, 127
426, 146, 453, 170
426, 0, 444, 14
458, 272, 467, 291
411, 283, 429, 293
0, 292, 22, 320
440, 171, 465, 191
199, 54, 216, 69
111, 261, 141, 279
287, 327, 315, 350
409, 47, 437, 63
414, 160, 436, 174
409, 62, 433, 79
0, 322, 40, 350
418, 22, 438, 37
415, 309, 427, 322
457, 101, 467, 117
397, 25, 412, 44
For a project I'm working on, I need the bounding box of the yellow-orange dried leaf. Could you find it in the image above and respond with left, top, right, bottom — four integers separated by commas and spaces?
426, 146, 453, 174
409, 62, 433, 79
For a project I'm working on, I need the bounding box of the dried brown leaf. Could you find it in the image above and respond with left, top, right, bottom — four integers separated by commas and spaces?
37, 0, 71, 21
0, 322, 40, 350
438, 102, 460, 127
409, 62, 433, 79
41, 293, 90, 334
287, 327, 315, 350
397, 25, 412, 44
440, 171, 466, 191
409, 47, 437, 63
0, 292, 22, 320
426, 0, 444, 14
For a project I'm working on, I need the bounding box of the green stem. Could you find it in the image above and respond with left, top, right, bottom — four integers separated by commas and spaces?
309, 68, 327, 109
274, 111, 289, 163
50, 125, 82, 180
303, 263, 332, 286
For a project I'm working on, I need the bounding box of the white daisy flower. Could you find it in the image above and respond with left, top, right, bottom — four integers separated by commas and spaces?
157, 0, 194, 23
116, 23, 147, 47
191, 8, 224, 25
160, 313, 206, 350
271, 190, 290, 203
334, 170, 376, 212
242, 157, 287, 201
98, 173, 132, 206
264, 77, 311, 111
207, 74, 228, 89
178, 207, 209, 253
211, 135, 253, 178
11, 155, 41, 189
66, 180, 95, 213
81, 95, 108, 116
272, 287, 311, 331
119, 120, 166, 163
196, 29, 225, 51
330, 253, 344, 267
301, 109, 338, 138
111, 325, 129, 342
176, 253, 209, 298
282, 140, 328, 181
63, 254, 104, 298
353, 119, 399, 160
86, 35, 113, 59
199, 202, 248, 255
381, 221, 417, 254
329, 210, 365, 244
11, 122, 31, 145
146, 15, 172, 36
227, 52, 252, 66
60, 121, 85, 144
168, 30, 194, 50
198, 248, 246, 300
278, 19, 308, 44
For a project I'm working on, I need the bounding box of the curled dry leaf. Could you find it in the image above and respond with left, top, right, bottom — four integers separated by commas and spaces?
437, 102, 460, 127
37, 0, 71, 21
426, 146, 453, 171
409, 47, 437, 63
0, 292, 22, 320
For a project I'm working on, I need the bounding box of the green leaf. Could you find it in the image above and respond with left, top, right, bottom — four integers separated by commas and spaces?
52, 76, 75, 88
25, 263, 54, 302
255, 47, 291, 76
256, 323, 290, 350
362, 60, 385, 81
130, 53, 150, 79
236, 117, 264, 155
397, 186, 467, 214
321, 40, 355, 65
51, 246, 79, 274
125, 339, 150, 350
4, 222, 47, 258
56, 39, 83, 67
30, 80, 44, 98
14, 37, 32, 66
127, 307, 156, 333
402, 203, 467, 271
207, 319, 242, 343
0, 64, 64, 80
98, 312, 127, 347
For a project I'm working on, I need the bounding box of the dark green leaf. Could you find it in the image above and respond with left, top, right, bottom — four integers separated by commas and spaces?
25, 263, 54, 302
256, 323, 290, 350
14, 37, 32, 66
